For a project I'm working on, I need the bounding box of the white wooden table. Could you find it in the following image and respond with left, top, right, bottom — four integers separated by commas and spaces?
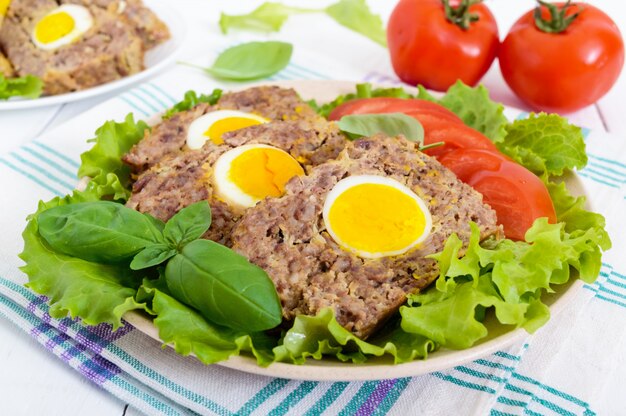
1, 1, 625, 414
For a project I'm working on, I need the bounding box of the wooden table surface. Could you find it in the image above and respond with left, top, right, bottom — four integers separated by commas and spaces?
1, 1, 625, 415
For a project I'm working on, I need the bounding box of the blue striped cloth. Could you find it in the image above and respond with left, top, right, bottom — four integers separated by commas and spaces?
1, 61, 625, 415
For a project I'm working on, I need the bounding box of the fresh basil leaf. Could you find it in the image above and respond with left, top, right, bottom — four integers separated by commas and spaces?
325, 0, 387, 47
499, 113, 587, 177
338, 113, 424, 143
205, 41, 292, 81
165, 239, 282, 332
20, 188, 148, 330
162, 90, 222, 119
219, 2, 316, 33
130, 244, 177, 270
0, 74, 43, 100
163, 201, 212, 249
417, 81, 508, 142
38, 201, 165, 263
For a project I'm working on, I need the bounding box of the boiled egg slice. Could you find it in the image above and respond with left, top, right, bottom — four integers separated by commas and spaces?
187, 110, 269, 149
213, 144, 304, 210
32, 5, 93, 51
323, 175, 432, 259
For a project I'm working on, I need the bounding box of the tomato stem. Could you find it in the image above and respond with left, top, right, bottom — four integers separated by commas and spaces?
441, 0, 481, 30
534, 0, 583, 33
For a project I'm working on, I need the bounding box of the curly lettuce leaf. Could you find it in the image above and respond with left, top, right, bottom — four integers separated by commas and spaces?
19, 179, 148, 329
401, 217, 608, 349
78, 114, 148, 196
498, 114, 587, 177
162, 90, 222, 119
0, 74, 43, 100
417, 81, 508, 142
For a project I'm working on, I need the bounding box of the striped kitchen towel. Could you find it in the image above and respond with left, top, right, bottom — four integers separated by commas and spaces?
1, 58, 625, 416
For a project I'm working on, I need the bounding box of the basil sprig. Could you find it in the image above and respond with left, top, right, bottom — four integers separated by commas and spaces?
183, 41, 293, 81
338, 113, 425, 144
36, 201, 282, 332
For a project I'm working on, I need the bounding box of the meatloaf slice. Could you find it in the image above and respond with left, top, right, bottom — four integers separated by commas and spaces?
231, 135, 502, 339
0, 52, 14, 77
0, 0, 144, 95
126, 120, 345, 246
123, 86, 331, 173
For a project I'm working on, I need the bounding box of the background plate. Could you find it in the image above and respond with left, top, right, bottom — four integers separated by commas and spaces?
125, 80, 587, 382
0, 0, 185, 111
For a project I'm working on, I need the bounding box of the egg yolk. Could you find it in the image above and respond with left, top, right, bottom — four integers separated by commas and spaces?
229, 147, 304, 199
327, 183, 428, 254
34, 11, 76, 44
205, 117, 264, 145
0, 0, 10, 16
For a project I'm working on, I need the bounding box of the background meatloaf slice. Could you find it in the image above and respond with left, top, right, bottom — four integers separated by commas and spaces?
126, 119, 345, 246
0, 0, 144, 95
231, 135, 502, 339
123, 86, 330, 173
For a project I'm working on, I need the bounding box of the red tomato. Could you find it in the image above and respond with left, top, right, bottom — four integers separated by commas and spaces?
387, 0, 499, 91
499, 2, 624, 113
328, 97, 460, 121
420, 120, 498, 158
438, 149, 557, 240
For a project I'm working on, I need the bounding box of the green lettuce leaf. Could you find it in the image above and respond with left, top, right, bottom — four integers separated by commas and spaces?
78, 114, 149, 196
325, 0, 387, 47
19, 178, 148, 330
219, 3, 316, 33
0, 74, 43, 100
498, 114, 587, 177
401, 215, 608, 349
163, 90, 222, 119
417, 81, 508, 142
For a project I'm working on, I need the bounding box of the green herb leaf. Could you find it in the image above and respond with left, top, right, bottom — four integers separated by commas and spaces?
163, 201, 212, 249
162, 90, 222, 119
417, 81, 508, 142
499, 113, 587, 177
165, 239, 282, 332
219, 2, 316, 33
19, 186, 148, 329
130, 244, 177, 270
325, 0, 387, 47
37, 201, 165, 263
78, 114, 149, 197
204, 41, 293, 81
0, 74, 43, 100
338, 113, 424, 143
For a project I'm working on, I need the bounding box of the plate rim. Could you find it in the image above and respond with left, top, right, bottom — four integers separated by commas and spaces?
0, 0, 186, 111
122, 79, 589, 381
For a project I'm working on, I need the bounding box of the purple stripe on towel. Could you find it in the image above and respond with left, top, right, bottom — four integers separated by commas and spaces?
79, 354, 122, 385
355, 379, 398, 416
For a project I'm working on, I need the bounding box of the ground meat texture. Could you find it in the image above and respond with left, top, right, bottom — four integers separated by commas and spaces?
0, 53, 14, 77
231, 135, 502, 339
0, 0, 168, 95
123, 86, 328, 173
126, 120, 345, 246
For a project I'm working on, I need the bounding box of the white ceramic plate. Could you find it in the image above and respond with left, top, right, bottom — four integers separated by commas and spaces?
125, 80, 587, 382
0, 0, 185, 111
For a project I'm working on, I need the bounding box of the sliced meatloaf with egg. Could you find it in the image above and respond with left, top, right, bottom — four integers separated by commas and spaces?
0, 0, 168, 95
126, 118, 345, 245
231, 135, 502, 339
123, 86, 332, 172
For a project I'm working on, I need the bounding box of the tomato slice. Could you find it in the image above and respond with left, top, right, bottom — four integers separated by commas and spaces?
328, 97, 461, 121
421, 120, 498, 158
438, 149, 557, 241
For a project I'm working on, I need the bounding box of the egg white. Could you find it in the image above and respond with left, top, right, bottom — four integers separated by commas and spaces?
322, 175, 433, 259
32, 5, 93, 51
213, 144, 298, 210
186, 110, 269, 150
